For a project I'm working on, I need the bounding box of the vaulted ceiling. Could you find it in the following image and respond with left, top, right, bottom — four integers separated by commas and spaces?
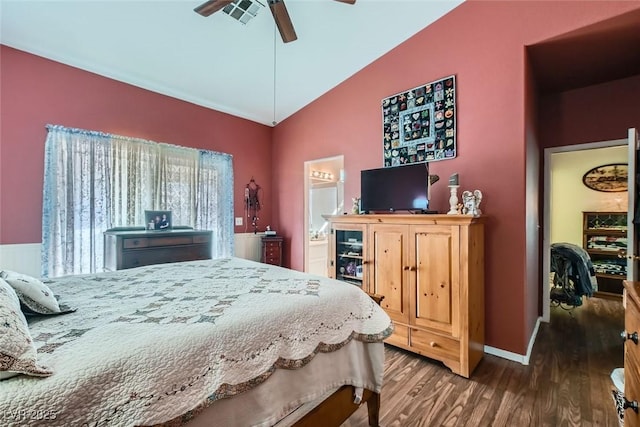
0, 0, 464, 126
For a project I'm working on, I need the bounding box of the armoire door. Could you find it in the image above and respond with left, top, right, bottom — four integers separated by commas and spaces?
368, 223, 409, 324
409, 224, 460, 337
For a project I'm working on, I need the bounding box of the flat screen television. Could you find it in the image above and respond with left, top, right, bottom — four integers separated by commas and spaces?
360, 163, 430, 213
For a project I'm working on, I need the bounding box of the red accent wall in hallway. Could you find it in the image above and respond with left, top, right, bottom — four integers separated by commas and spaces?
271, 1, 640, 354
540, 74, 640, 149
0, 46, 273, 245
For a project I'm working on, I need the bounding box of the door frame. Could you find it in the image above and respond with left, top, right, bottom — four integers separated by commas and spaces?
303, 155, 344, 273
542, 138, 626, 322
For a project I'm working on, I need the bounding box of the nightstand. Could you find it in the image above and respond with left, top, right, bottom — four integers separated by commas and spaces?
261, 235, 283, 267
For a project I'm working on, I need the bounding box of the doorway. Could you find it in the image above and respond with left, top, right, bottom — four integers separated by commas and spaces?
303, 155, 344, 276
542, 139, 627, 322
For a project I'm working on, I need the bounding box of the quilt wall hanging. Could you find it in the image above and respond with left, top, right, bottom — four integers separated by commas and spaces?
382, 75, 456, 167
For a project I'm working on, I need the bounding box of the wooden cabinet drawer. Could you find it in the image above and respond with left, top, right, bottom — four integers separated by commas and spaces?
193, 234, 210, 243
121, 244, 210, 269
148, 236, 193, 247
123, 238, 149, 249
625, 348, 640, 427
626, 295, 640, 427
385, 323, 409, 347
410, 328, 460, 362
626, 302, 640, 343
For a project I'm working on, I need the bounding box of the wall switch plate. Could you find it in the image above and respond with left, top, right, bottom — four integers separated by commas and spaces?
235, 217, 243, 226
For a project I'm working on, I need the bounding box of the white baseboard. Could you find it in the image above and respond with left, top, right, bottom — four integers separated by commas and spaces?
0, 243, 42, 278
484, 316, 541, 365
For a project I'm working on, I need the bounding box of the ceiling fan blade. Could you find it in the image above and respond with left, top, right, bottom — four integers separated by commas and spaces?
194, 0, 234, 17
334, 0, 356, 4
269, 0, 297, 43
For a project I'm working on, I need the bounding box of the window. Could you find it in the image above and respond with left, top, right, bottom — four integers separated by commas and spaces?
42, 125, 234, 277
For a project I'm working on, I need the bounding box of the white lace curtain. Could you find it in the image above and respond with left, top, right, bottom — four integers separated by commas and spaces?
42, 125, 234, 277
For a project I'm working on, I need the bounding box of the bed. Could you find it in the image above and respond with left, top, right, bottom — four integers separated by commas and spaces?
0, 257, 392, 427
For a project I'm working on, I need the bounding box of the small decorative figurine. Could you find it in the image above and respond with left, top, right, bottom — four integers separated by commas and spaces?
474, 190, 483, 214
461, 190, 483, 217
352, 197, 361, 214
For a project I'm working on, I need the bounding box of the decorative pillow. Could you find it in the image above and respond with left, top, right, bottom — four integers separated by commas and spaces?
0, 270, 61, 315
0, 278, 53, 379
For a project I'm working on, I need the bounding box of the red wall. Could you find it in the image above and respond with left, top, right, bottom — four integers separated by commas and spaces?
0, 46, 274, 245
540, 74, 640, 149
271, 1, 640, 354
3, 1, 640, 356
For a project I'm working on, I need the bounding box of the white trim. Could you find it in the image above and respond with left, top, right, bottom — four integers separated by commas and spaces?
303, 155, 344, 274
484, 316, 542, 365
542, 138, 626, 323
484, 346, 527, 364
0, 243, 42, 277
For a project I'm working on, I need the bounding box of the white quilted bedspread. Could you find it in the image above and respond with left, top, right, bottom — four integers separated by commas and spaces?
1, 257, 392, 427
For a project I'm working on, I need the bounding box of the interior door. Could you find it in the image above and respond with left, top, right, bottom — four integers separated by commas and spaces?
628, 128, 639, 282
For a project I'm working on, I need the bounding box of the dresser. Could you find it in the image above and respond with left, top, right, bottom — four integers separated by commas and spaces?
103, 229, 212, 271
261, 235, 284, 266
622, 281, 640, 426
325, 214, 484, 378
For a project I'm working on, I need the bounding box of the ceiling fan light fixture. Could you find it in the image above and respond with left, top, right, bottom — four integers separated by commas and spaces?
195, 0, 355, 43
222, 0, 265, 25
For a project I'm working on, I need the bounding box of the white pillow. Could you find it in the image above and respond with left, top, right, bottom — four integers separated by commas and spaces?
0, 270, 61, 315
0, 278, 53, 379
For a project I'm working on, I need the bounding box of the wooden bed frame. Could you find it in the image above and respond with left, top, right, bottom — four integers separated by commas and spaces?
292, 386, 380, 427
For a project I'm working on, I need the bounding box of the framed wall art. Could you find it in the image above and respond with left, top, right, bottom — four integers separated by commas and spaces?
382, 75, 456, 167
582, 163, 628, 192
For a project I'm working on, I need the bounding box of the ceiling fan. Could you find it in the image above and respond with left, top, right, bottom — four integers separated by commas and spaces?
194, 0, 356, 43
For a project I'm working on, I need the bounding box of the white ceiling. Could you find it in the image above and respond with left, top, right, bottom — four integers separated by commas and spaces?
0, 0, 463, 126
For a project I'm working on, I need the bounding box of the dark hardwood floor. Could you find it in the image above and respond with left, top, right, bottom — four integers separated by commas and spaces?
343, 297, 624, 427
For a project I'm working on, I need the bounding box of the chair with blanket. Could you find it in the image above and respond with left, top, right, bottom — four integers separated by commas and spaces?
550, 242, 598, 308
